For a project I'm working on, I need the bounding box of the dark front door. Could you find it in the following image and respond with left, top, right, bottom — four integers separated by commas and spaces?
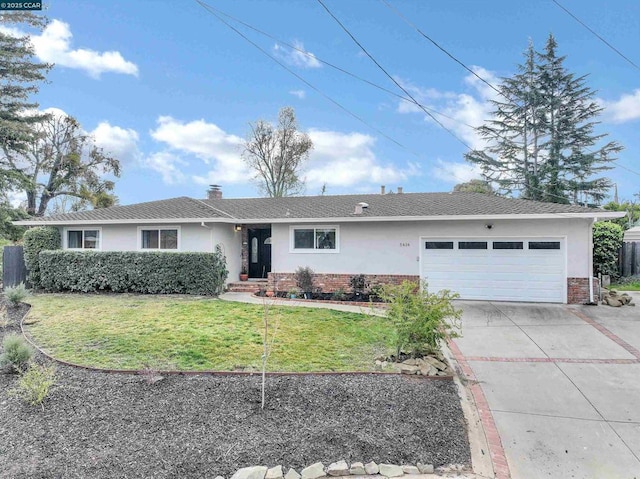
248, 228, 271, 278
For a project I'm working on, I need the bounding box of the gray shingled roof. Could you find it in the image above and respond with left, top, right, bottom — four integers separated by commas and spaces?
21, 192, 610, 224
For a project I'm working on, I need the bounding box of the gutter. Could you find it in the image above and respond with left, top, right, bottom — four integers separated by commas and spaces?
13, 211, 627, 227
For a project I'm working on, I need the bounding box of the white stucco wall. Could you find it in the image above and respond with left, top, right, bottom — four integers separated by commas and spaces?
58, 223, 240, 283
271, 218, 592, 278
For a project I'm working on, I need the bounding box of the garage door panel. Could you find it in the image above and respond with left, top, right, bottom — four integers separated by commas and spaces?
421, 237, 566, 303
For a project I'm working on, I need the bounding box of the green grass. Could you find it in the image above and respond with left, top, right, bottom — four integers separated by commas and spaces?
24, 294, 394, 372
610, 283, 640, 291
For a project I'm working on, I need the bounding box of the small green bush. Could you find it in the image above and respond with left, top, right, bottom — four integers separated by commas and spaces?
379, 281, 462, 357
332, 288, 347, 301
349, 274, 369, 295
23, 226, 61, 288
294, 266, 314, 293
4, 282, 30, 306
593, 222, 624, 279
38, 246, 228, 295
10, 361, 57, 409
0, 334, 33, 372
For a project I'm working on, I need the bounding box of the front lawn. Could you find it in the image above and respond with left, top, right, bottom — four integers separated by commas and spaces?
610, 282, 640, 291
24, 294, 394, 372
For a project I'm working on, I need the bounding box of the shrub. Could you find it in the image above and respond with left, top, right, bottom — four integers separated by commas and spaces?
332, 288, 347, 301
9, 361, 57, 409
593, 222, 624, 279
23, 226, 61, 288
349, 274, 369, 295
38, 246, 228, 295
379, 280, 462, 358
294, 266, 314, 293
0, 334, 33, 372
4, 282, 30, 307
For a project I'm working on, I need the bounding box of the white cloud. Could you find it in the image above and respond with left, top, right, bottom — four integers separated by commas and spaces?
150, 116, 247, 185
305, 129, 418, 188
144, 152, 187, 185
395, 67, 499, 150
92, 122, 141, 164
273, 40, 322, 69
432, 159, 481, 184
289, 89, 306, 99
0, 19, 138, 78
601, 89, 640, 123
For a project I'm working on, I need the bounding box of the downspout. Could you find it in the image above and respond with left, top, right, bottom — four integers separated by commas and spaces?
589, 217, 596, 304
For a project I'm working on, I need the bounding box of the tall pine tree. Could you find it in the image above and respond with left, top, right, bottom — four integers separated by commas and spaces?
0, 12, 52, 193
465, 35, 622, 205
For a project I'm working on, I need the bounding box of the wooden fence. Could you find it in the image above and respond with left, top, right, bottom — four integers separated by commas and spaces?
2, 245, 28, 289
619, 242, 640, 277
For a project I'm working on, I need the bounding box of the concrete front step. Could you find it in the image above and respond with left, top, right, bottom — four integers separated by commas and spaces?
227, 281, 267, 293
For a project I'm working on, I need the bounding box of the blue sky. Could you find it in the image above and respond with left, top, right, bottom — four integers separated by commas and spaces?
6, 0, 640, 205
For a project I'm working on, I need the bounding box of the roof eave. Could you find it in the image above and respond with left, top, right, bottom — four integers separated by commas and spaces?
14, 211, 624, 226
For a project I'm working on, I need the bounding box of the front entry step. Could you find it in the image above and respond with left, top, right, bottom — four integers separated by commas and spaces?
226, 280, 268, 293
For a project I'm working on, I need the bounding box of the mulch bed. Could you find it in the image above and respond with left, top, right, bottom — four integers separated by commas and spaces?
256, 291, 385, 303
0, 299, 470, 479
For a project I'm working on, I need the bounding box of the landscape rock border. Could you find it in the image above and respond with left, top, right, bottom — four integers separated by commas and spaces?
228, 461, 474, 479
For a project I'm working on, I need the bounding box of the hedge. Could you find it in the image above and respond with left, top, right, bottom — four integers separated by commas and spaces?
593, 221, 624, 279
23, 226, 61, 288
38, 248, 228, 295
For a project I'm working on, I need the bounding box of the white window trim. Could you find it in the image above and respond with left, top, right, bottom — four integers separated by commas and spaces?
289, 225, 340, 254
63, 227, 103, 251
137, 226, 182, 251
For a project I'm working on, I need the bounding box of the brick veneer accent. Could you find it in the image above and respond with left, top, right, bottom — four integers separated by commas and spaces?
268, 273, 420, 293
567, 277, 599, 304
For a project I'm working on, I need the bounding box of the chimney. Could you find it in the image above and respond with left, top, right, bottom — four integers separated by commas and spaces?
208, 184, 222, 200
397, 186, 403, 194
380, 185, 386, 195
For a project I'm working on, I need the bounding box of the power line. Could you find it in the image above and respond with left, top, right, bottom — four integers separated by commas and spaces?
195, 0, 630, 206
194, 0, 419, 157
192, 2, 474, 130
315, 0, 473, 151
380, 0, 503, 97
551, 0, 640, 72
379, 0, 640, 180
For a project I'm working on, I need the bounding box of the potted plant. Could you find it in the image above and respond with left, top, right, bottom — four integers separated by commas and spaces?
239, 266, 249, 282
288, 288, 300, 299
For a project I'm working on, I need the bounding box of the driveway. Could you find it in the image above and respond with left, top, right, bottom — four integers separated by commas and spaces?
451, 293, 640, 479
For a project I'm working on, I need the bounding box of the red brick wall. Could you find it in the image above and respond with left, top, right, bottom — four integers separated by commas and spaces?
268, 272, 420, 293
567, 277, 599, 304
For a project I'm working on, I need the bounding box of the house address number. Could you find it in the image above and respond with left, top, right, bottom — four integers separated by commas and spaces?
399, 242, 410, 247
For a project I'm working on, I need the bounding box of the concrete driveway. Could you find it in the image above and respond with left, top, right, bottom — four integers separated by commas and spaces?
451, 293, 640, 479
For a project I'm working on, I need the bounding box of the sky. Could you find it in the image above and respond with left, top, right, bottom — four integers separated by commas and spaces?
3, 0, 639, 205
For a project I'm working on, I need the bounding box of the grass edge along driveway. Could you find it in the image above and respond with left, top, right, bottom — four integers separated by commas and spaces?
24, 294, 394, 372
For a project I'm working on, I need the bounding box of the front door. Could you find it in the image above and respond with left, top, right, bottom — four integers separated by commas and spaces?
248, 228, 272, 278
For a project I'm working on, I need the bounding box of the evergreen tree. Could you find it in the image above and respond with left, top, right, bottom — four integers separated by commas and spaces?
0, 12, 52, 193
465, 35, 622, 205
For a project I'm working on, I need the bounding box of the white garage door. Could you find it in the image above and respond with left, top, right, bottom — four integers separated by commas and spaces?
420, 237, 566, 303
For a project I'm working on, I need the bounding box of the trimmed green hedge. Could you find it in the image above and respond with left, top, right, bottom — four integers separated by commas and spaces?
593, 221, 624, 279
38, 248, 228, 295
23, 227, 61, 288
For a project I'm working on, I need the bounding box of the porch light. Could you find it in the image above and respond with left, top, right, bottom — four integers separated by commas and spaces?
235, 224, 242, 232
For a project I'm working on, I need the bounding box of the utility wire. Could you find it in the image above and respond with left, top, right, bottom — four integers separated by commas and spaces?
193, 2, 473, 129
195, 0, 629, 207
195, 0, 418, 156
551, 0, 640, 72
380, 0, 640, 179
380, 0, 502, 97
315, 0, 473, 151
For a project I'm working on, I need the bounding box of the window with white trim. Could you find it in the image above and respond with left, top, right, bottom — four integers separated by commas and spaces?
140, 228, 179, 250
66, 229, 101, 250
291, 226, 338, 252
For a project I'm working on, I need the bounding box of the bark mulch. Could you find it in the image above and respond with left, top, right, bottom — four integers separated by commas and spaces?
0, 299, 470, 479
